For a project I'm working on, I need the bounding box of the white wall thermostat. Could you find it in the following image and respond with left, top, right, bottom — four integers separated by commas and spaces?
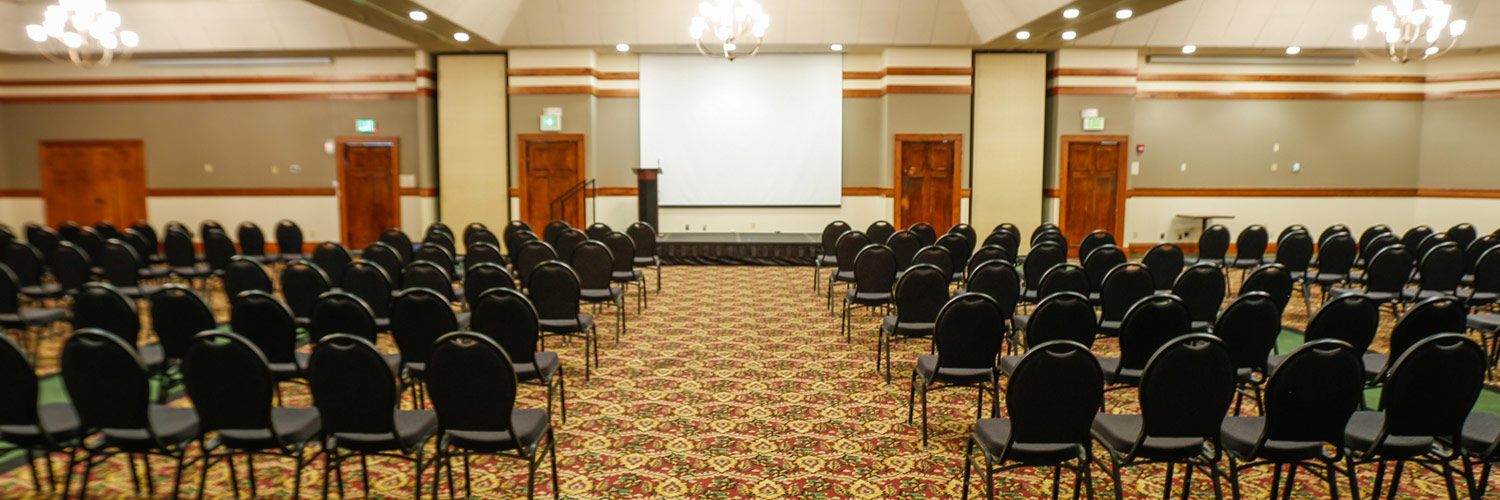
540, 107, 563, 132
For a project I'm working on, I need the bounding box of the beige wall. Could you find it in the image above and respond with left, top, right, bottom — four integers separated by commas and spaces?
437, 54, 509, 230
842, 97, 885, 187
595, 97, 640, 187
508, 93, 594, 185
1418, 99, 1500, 190
972, 53, 1046, 248
1044, 94, 1135, 188
887, 94, 973, 188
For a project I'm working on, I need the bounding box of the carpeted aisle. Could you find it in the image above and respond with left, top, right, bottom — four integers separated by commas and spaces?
0, 266, 1491, 498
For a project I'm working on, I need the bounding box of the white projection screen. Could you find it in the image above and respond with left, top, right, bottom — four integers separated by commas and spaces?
640, 54, 842, 207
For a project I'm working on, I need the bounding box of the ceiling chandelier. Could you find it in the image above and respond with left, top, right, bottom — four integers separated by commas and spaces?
689, 0, 770, 61
24, 0, 139, 68
1353, 0, 1466, 63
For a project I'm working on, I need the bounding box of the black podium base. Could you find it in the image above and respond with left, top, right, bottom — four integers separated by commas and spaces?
656, 233, 819, 266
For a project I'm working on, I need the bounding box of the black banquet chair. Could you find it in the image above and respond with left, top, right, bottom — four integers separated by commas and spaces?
529, 261, 599, 380
909, 293, 1006, 448
841, 244, 896, 343
0, 332, 80, 495
1142, 243, 1184, 294
878, 264, 946, 384
626, 222, 662, 293
390, 287, 460, 407
471, 288, 566, 423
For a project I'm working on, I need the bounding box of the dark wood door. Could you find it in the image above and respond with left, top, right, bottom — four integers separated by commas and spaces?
40, 140, 147, 228
337, 138, 400, 249
895, 134, 963, 231
1060, 135, 1128, 247
518, 134, 585, 230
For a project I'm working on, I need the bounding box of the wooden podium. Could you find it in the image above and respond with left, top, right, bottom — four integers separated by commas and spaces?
632, 166, 661, 230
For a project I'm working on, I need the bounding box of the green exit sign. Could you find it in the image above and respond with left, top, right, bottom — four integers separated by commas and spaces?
355, 119, 377, 133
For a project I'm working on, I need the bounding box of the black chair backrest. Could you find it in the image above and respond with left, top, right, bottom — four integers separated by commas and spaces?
61, 329, 151, 433
1447, 223, 1477, 250
502, 220, 532, 244
122, 229, 154, 268
1378, 334, 1484, 442
413, 242, 455, 273
203, 230, 237, 272
1078, 230, 1116, 263
1319, 224, 1351, 247
1304, 293, 1381, 353
94, 221, 122, 241
967, 245, 1012, 278
932, 293, 1005, 370
1099, 263, 1154, 326
24, 225, 59, 260
308, 334, 400, 436
934, 233, 971, 278
275, 220, 303, 256
465, 242, 506, 270
1240, 263, 1294, 312
1118, 295, 1193, 371
1261, 340, 1364, 444
161, 229, 197, 271
424, 230, 457, 259
625, 222, 658, 259
280, 260, 330, 322
1032, 230, 1067, 249
866, 221, 895, 246
1198, 225, 1230, 261
182, 331, 276, 434
379, 228, 414, 264
1138, 334, 1236, 440
948, 223, 977, 246
505, 230, 539, 261
1025, 291, 1097, 349
965, 261, 1021, 319
100, 239, 144, 288
50, 242, 91, 292
149, 285, 216, 361
627, 223, 663, 258
1357, 224, 1392, 260
1465, 235, 1500, 276
528, 261, 583, 322
554, 228, 589, 262
223, 256, 273, 299
230, 290, 300, 365
1030, 224, 1059, 244
464, 263, 516, 306
164, 221, 191, 239
427, 222, 454, 241
74, 227, 104, 263
402, 261, 455, 301
1172, 263, 1225, 325
1213, 292, 1282, 371
1022, 242, 1066, 290
852, 244, 897, 294
310, 242, 352, 287
1385, 295, 1468, 372
200, 220, 225, 238
542, 220, 570, 247
1274, 231, 1314, 274
361, 241, 405, 288
391, 287, 458, 367
71, 283, 141, 345
1081, 244, 1126, 294
1277, 224, 1308, 243
569, 240, 616, 291
514, 240, 558, 288
1416, 242, 1464, 293
1314, 233, 1357, 276
1234, 225, 1269, 261
1036, 263, 1088, 300
0, 332, 40, 428
911, 245, 952, 279
908, 222, 937, 247
1401, 225, 1434, 251
237, 222, 267, 257
309, 291, 379, 344
601, 232, 637, 274
2, 242, 45, 288
833, 231, 872, 274
341, 261, 394, 320
886, 230, 921, 269
1361, 232, 1400, 265
983, 231, 1020, 263
1417, 232, 1452, 261
464, 223, 498, 249
1006, 340, 1103, 448
1475, 247, 1500, 299
57, 222, 81, 244
0, 265, 20, 315
470, 288, 543, 367
583, 223, 611, 241
426, 332, 524, 444
1364, 244, 1415, 294
891, 264, 947, 327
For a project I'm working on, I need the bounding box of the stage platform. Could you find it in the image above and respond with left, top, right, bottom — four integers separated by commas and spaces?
657, 232, 819, 266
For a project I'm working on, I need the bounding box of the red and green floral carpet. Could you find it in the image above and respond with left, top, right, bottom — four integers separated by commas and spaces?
0, 265, 1489, 498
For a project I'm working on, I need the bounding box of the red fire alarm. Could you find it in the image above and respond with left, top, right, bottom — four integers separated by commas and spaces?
1136, 144, 1146, 153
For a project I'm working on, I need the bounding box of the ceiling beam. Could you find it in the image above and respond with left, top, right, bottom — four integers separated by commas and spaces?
302, 0, 502, 53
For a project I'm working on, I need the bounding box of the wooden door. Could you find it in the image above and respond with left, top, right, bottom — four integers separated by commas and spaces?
894, 134, 963, 231
1059, 135, 1129, 248
39, 140, 147, 228
518, 134, 585, 230
337, 138, 400, 249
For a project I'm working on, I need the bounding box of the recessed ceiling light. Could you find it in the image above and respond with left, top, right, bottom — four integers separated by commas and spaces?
408, 10, 428, 21
616, 43, 630, 52
830, 43, 843, 51
1182, 45, 1196, 54
1016, 31, 1031, 40
1286, 46, 1301, 55
453, 32, 469, 42
1062, 31, 1077, 40
1116, 9, 1133, 19
1062, 8, 1080, 18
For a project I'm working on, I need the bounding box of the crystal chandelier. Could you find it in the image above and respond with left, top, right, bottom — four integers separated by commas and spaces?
24, 0, 139, 69
689, 0, 770, 61
1353, 0, 1466, 63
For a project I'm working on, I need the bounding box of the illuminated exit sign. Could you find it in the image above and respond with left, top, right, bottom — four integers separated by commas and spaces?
355, 119, 377, 133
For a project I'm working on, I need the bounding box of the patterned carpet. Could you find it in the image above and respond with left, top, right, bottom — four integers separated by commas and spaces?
0, 265, 1490, 498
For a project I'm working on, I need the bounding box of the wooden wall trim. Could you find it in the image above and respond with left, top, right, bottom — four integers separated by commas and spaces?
1136, 73, 1425, 83
593, 187, 638, 196
886, 85, 972, 95
841, 67, 973, 79
0, 74, 419, 87
506, 68, 639, 80
416, 69, 435, 80
506, 85, 639, 97
1048, 68, 1139, 78
1414, 188, 1500, 199
843, 89, 885, 98
842, 71, 884, 80
841, 186, 892, 197
0, 189, 41, 197
1423, 71, 1500, 83
1042, 187, 1059, 198
509, 187, 520, 197
1125, 187, 1419, 198
1048, 86, 1136, 96
1426, 89, 1500, 101
1135, 91, 1424, 101
0, 92, 418, 103
593, 88, 640, 98
400, 187, 438, 197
